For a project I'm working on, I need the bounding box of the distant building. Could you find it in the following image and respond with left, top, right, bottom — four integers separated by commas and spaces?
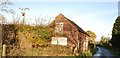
49, 13, 90, 53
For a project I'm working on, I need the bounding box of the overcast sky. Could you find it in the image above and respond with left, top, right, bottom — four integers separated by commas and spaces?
3, 1, 119, 41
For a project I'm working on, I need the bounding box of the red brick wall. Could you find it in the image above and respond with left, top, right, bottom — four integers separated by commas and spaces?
55, 15, 79, 47
52, 14, 88, 53
78, 32, 86, 52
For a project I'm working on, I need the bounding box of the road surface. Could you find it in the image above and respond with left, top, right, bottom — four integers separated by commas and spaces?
93, 46, 117, 58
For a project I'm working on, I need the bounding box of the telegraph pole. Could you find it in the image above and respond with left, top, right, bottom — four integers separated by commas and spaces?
19, 8, 29, 24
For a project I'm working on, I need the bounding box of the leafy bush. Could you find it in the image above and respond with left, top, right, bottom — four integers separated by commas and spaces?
37, 28, 51, 40
30, 26, 52, 47
84, 51, 92, 56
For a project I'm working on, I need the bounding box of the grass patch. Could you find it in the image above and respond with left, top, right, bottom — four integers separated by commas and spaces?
8, 45, 74, 56
99, 45, 120, 56
84, 50, 92, 56
105, 48, 120, 56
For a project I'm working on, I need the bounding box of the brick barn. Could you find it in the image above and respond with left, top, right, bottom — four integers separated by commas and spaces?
49, 13, 90, 53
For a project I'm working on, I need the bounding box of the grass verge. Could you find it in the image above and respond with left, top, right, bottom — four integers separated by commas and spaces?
105, 48, 120, 56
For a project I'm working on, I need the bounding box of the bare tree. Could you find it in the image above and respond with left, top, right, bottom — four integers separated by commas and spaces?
0, 0, 14, 14
0, 0, 15, 24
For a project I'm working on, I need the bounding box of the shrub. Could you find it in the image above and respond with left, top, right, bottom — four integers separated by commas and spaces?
84, 51, 92, 56
37, 28, 51, 40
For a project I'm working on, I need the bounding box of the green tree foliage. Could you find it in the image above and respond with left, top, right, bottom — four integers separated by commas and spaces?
86, 30, 96, 42
100, 36, 112, 48
101, 36, 110, 44
86, 30, 96, 50
110, 16, 120, 48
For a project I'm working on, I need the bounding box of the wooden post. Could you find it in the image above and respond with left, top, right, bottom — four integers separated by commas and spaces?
2, 44, 6, 56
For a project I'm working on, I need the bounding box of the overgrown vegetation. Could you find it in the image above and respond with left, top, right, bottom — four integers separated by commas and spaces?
86, 30, 97, 56
88, 43, 97, 56
1, 11, 56, 55
8, 45, 74, 56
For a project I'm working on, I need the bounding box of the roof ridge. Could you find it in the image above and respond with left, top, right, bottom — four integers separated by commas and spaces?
56, 13, 65, 18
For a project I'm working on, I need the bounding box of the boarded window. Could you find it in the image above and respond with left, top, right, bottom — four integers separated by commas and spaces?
83, 37, 88, 51
51, 37, 67, 46
55, 22, 63, 35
